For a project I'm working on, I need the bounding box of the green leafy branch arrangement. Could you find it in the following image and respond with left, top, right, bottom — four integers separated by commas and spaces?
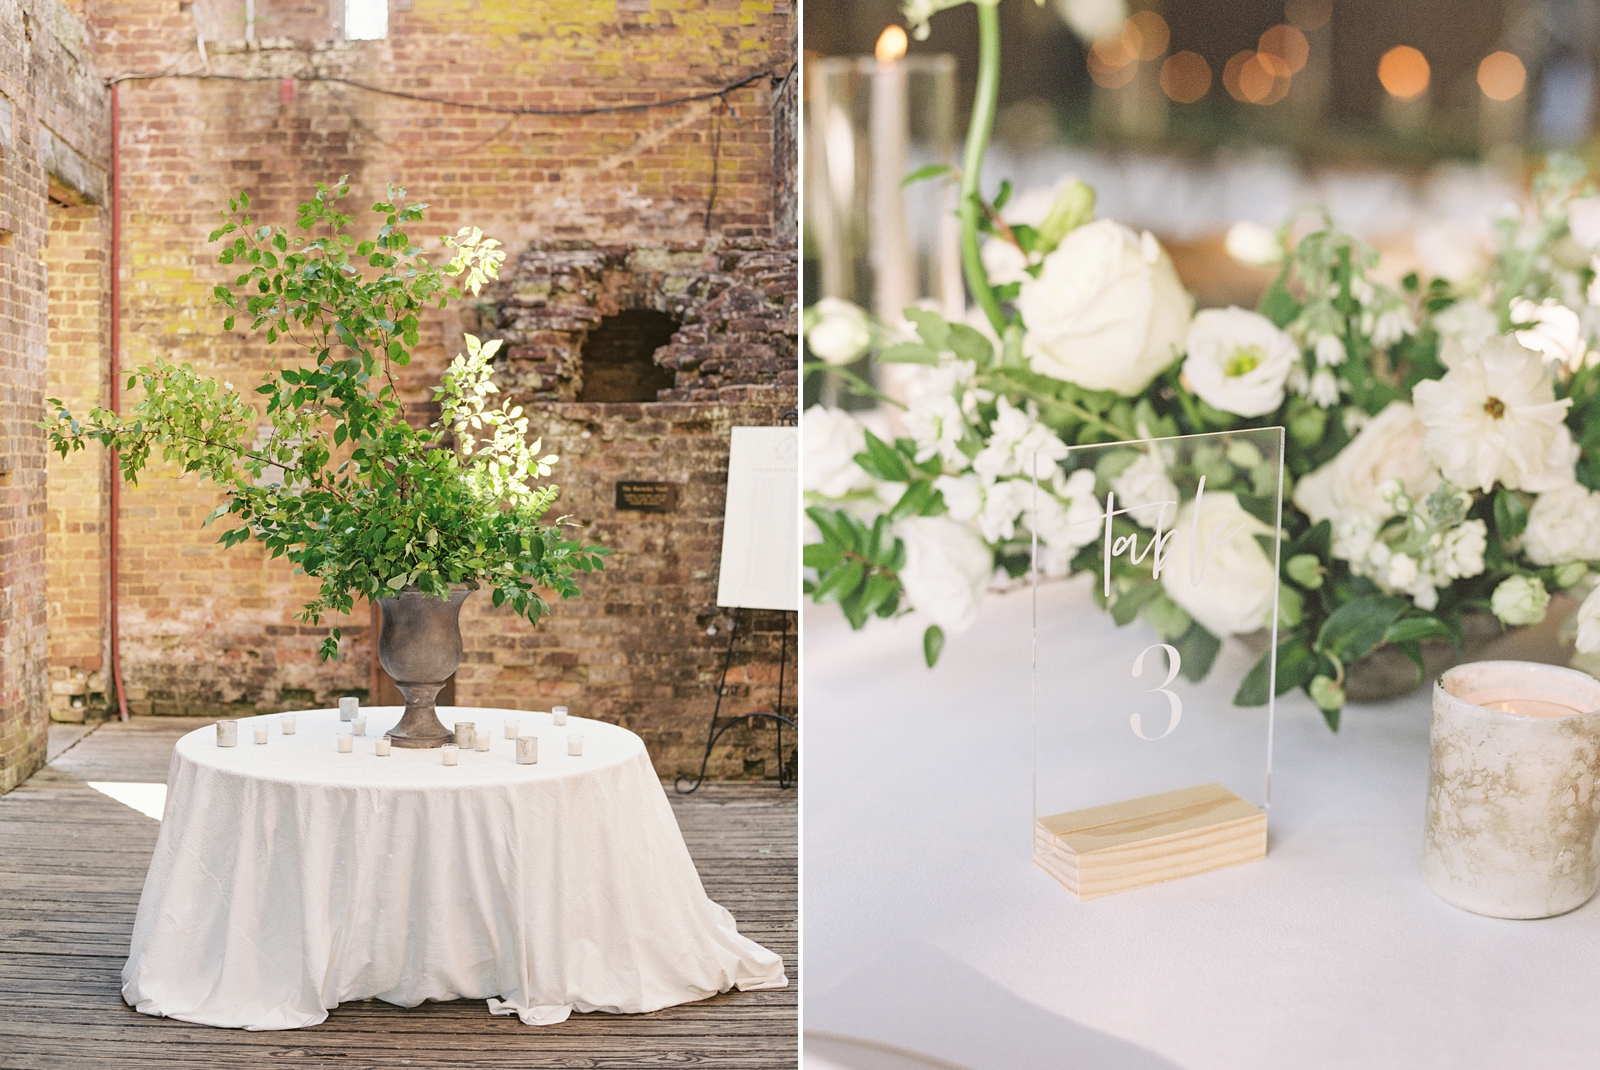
46, 179, 607, 660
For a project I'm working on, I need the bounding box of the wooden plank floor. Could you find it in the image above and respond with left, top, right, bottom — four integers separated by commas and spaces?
0, 719, 797, 1069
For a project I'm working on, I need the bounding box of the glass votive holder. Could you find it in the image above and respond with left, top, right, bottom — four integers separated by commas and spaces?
339, 696, 359, 721
516, 735, 539, 765
352, 716, 367, 737
504, 719, 519, 740
442, 743, 459, 766
455, 722, 476, 750
253, 724, 268, 745
216, 720, 238, 747
337, 734, 353, 754
281, 713, 296, 735
568, 733, 583, 756
375, 735, 392, 757
474, 732, 490, 753
552, 706, 568, 726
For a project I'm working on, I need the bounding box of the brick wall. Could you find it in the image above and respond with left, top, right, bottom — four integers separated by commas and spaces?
0, 0, 110, 793
15, 0, 797, 781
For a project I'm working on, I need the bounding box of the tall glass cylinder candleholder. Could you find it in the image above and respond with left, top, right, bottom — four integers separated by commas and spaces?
805, 50, 960, 408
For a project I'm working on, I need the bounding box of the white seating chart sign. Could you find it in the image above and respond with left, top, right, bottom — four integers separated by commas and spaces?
716, 427, 799, 612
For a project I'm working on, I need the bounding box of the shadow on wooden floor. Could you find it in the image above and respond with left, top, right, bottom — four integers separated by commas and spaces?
0, 718, 797, 1069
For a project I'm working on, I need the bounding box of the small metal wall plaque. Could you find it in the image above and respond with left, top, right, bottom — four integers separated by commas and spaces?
615, 481, 678, 512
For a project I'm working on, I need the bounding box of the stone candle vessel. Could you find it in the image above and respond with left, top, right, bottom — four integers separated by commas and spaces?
1425, 660, 1600, 919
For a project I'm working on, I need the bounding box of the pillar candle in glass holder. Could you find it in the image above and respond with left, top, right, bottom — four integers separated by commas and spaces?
254, 724, 268, 745
339, 696, 359, 721
568, 733, 584, 756
337, 733, 353, 754
475, 731, 490, 753
455, 722, 476, 750
281, 712, 296, 735
1426, 660, 1600, 918
516, 735, 539, 765
442, 743, 459, 766
504, 718, 519, 739
552, 706, 568, 726
870, 26, 913, 329
375, 735, 391, 757
216, 720, 239, 747
352, 715, 367, 737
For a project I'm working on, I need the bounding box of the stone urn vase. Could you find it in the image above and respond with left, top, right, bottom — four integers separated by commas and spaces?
378, 582, 477, 748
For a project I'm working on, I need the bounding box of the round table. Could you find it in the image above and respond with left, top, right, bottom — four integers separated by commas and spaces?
120, 706, 786, 1030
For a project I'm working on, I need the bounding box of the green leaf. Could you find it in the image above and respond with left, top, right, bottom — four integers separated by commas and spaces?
1110, 580, 1162, 627
858, 572, 898, 618
1384, 615, 1454, 645
812, 560, 865, 604
1258, 282, 1301, 328
902, 307, 950, 350
946, 323, 994, 365
803, 541, 845, 570
900, 163, 953, 188
923, 624, 945, 667
1234, 638, 1317, 706
877, 343, 939, 365
1494, 488, 1528, 539
888, 479, 937, 522
1174, 621, 1222, 683
854, 430, 912, 483
1316, 595, 1407, 663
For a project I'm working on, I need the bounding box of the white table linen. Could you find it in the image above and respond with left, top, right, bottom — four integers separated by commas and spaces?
804, 578, 1600, 1070
121, 706, 786, 1030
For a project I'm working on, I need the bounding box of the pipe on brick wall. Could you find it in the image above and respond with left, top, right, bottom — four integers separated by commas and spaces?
108, 82, 128, 723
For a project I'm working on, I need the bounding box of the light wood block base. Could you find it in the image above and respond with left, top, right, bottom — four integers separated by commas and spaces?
1034, 782, 1266, 900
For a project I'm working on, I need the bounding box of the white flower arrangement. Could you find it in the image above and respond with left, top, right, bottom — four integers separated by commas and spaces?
802, 3, 1600, 728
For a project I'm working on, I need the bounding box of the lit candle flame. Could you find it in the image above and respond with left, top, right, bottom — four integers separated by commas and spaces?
876, 25, 908, 69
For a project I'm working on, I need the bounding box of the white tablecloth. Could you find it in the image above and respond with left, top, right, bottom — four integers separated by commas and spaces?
121, 706, 786, 1030
804, 579, 1600, 1070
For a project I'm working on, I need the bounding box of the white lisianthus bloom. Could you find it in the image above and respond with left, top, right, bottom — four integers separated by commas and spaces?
1522, 483, 1600, 566
1018, 219, 1192, 395
904, 392, 967, 468
803, 406, 875, 498
1308, 369, 1340, 408
1293, 402, 1442, 530
1436, 520, 1488, 579
1411, 335, 1574, 493
894, 517, 994, 633
1182, 307, 1298, 417
1433, 300, 1499, 357
1111, 450, 1180, 530
1160, 491, 1277, 637
804, 298, 873, 366
1511, 297, 1590, 373
1314, 334, 1347, 368
1576, 584, 1600, 654
971, 396, 1067, 483
1491, 574, 1550, 627
1224, 221, 1282, 267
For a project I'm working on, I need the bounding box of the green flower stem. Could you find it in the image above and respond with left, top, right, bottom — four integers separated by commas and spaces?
960, 0, 1006, 336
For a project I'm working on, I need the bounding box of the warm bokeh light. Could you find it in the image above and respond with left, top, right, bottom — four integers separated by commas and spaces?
1285, 0, 1331, 32
1128, 11, 1169, 61
1223, 51, 1252, 102
1258, 24, 1309, 74
1378, 45, 1430, 100
1160, 51, 1211, 103
1088, 36, 1139, 87
1478, 51, 1527, 101
1224, 51, 1288, 105
875, 24, 908, 68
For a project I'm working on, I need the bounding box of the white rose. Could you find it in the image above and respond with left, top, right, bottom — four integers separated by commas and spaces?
1491, 574, 1550, 627
1292, 402, 1442, 530
804, 298, 872, 366
1182, 307, 1298, 418
1512, 297, 1589, 373
1225, 221, 1282, 268
1523, 483, 1600, 565
1018, 219, 1192, 396
894, 516, 994, 634
803, 406, 874, 499
1160, 490, 1277, 637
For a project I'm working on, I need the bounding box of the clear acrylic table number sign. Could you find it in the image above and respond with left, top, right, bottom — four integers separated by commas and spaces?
1030, 427, 1283, 900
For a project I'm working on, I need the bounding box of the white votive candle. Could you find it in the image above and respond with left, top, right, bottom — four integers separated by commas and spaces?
504, 719, 519, 740
216, 720, 238, 747
253, 724, 268, 745
455, 722, 476, 749
337, 734, 353, 754
516, 735, 539, 765
352, 716, 367, 737
281, 713, 296, 735
552, 706, 568, 725
442, 743, 459, 766
375, 735, 391, 756
568, 733, 583, 756
475, 731, 490, 753
339, 696, 359, 721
